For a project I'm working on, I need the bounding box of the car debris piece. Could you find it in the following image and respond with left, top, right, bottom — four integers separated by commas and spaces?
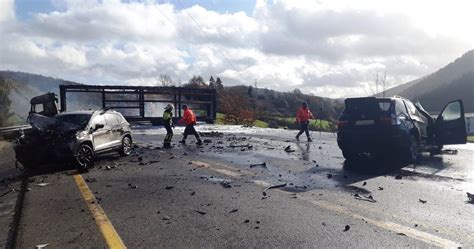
195, 210, 207, 215
244, 219, 250, 223
85, 177, 96, 183
128, 183, 138, 189
35, 183, 50, 187
165, 186, 174, 190
395, 175, 402, 180
162, 215, 170, 220
378, 187, 384, 190
418, 199, 427, 204
467, 192, 474, 204
220, 181, 232, 188
343, 225, 350, 232
326, 174, 332, 179
250, 162, 267, 168
441, 149, 458, 155
353, 193, 376, 203
262, 183, 287, 196
35, 244, 49, 249
362, 181, 367, 186
284, 146, 295, 153
190, 191, 196, 196
0, 189, 15, 198
229, 209, 238, 213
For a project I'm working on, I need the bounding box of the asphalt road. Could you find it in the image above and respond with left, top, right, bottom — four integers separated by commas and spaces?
13, 125, 474, 248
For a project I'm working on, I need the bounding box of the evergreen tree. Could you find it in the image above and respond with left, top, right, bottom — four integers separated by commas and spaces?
215, 77, 223, 90
209, 76, 216, 89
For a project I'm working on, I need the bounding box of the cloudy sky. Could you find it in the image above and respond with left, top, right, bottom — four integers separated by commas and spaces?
0, 0, 473, 98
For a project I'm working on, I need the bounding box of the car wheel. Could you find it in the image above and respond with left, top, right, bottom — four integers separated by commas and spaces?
119, 136, 132, 156
405, 135, 419, 164
75, 144, 94, 171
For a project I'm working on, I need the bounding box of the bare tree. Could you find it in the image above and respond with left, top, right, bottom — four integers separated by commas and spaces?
159, 74, 173, 87
367, 71, 387, 97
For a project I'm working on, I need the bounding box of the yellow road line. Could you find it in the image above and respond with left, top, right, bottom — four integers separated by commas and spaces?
193, 160, 462, 248
73, 174, 126, 249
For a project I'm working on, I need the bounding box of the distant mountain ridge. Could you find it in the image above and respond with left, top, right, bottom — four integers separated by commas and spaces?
383, 50, 474, 113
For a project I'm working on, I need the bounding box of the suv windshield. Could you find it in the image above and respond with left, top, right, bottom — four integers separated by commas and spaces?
55, 114, 92, 129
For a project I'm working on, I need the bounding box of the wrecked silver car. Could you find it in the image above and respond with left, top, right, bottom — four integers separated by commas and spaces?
15, 109, 133, 171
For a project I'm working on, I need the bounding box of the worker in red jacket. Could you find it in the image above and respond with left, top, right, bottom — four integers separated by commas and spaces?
178, 105, 203, 145
296, 102, 314, 142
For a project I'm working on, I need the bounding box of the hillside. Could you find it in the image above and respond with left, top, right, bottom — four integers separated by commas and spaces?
1, 71, 343, 128
0, 71, 102, 124
384, 50, 474, 112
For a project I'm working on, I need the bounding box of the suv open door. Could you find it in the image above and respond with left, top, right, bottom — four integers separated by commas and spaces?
434, 100, 467, 145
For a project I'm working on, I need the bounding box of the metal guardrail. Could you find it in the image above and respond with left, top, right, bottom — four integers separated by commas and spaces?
0, 125, 31, 140
0, 125, 31, 133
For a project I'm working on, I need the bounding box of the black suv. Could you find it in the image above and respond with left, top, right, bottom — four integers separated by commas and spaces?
337, 96, 467, 162
15, 109, 133, 170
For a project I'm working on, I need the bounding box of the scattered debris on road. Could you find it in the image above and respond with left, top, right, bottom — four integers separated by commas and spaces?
418, 199, 427, 204
128, 183, 138, 189
195, 210, 207, 215
343, 225, 350, 232
165, 186, 174, 190
250, 162, 267, 168
35, 243, 49, 249
441, 149, 458, 155
362, 181, 367, 186
284, 146, 295, 153
326, 174, 332, 179
85, 177, 96, 183
229, 209, 238, 213
0, 189, 15, 198
35, 183, 50, 187
467, 192, 473, 204
220, 181, 232, 188
162, 215, 170, 220
395, 174, 402, 180
353, 193, 376, 203
378, 187, 384, 190
262, 183, 287, 197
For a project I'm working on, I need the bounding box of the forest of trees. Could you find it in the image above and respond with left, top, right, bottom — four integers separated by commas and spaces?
175, 75, 343, 131
0, 76, 14, 127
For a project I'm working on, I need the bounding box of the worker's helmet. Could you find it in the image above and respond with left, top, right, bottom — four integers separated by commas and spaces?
182, 104, 188, 109
165, 104, 174, 111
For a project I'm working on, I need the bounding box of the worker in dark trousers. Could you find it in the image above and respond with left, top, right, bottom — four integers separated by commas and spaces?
295, 102, 314, 142
163, 104, 174, 148
178, 105, 203, 145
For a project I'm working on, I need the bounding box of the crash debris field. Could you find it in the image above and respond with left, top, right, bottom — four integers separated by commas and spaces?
1, 125, 473, 248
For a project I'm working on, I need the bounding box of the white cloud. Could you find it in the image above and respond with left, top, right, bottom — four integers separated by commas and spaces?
0, 0, 15, 23
0, 0, 472, 98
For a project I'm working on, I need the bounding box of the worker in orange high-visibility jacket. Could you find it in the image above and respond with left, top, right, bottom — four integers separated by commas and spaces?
178, 105, 202, 145
295, 102, 314, 142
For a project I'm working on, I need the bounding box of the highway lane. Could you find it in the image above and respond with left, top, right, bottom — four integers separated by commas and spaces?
14, 126, 474, 248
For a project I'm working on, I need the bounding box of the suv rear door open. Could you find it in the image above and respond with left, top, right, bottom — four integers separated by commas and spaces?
434, 100, 467, 145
